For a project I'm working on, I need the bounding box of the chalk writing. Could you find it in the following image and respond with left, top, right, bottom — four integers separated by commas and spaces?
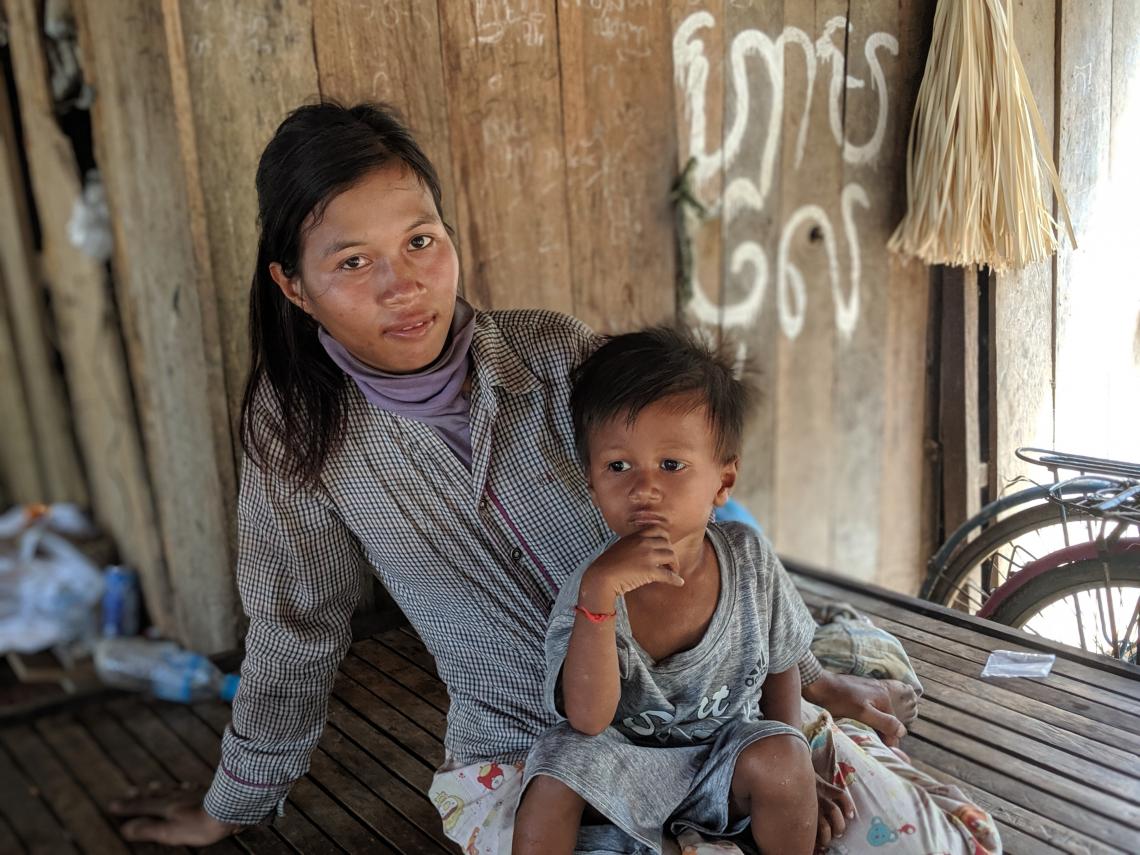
673, 12, 897, 340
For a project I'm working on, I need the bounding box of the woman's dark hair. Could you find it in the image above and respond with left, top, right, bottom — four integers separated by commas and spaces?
240, 101, 446, 485
570, 325, 754, 465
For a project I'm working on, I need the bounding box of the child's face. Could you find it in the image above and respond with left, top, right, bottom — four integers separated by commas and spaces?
586, 395, 737, 543
270, 163, 460, 374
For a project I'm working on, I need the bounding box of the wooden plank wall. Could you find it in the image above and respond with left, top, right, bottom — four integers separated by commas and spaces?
990, 0, 1140, 498
5, 1, 1133, 647
671, 1, 935, 588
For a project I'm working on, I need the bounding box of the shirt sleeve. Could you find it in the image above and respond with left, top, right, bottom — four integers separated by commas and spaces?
762, 545, 817, 675
203, 450, 364, 825
797, 651, 825, 686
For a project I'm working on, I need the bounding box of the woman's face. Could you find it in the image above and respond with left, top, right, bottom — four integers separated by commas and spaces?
271, 163, 460, 374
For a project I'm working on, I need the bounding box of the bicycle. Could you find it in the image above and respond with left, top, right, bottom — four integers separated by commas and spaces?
922, 448, 1140, 663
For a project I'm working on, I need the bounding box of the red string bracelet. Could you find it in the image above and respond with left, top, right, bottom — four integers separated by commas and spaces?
574, 604, 616, 623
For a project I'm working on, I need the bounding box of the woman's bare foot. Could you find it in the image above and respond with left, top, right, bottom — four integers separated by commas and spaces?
802, 672, 918, 746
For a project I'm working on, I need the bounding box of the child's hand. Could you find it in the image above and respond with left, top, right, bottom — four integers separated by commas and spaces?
578, 526, 684, 612
815, 774, 856, 847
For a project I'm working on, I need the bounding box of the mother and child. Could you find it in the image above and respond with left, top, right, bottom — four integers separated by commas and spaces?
110, 101, 1000, 854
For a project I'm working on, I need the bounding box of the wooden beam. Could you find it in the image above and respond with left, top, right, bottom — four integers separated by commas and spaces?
557, 1, 676, 332
938, 265, 983, 539
3, 0, 174, 633
73, 0, 239, 652
992, 0, 1056, 497
0, 39, 87, 503
437, 0, 573, 313
0, 265, 42, 502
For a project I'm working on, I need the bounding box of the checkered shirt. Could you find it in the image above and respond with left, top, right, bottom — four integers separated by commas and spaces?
204, 309, 611, 823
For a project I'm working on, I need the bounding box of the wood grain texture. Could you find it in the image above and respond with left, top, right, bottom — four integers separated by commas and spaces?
938, 267, 982, 539
311, 0, 457, 231
558, 0, 676, 332
991, 0, 1056, 497
0, 266, 42, 502
671, 0, 726, 334
1053, 2, 1113, 455
76, 0, 238, 652
0, 29, 87, 504
5, 0, 171, 629
170, 0, 322, 444
437, 0, 573, 312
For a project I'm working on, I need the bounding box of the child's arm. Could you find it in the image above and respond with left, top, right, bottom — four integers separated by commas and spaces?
759, 665, 803, 728
561, 525, 683, 735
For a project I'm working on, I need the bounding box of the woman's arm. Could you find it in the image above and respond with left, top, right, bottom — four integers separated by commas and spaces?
759, 665, 803, 728
204, 453, 364, 824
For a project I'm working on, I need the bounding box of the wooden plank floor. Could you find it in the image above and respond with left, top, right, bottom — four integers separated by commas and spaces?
788, 562, 1140, 855
2, 566, 1138, 854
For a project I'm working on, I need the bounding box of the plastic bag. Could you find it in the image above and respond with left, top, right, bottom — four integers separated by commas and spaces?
0, 504, 105, 654
980, 649, 1056, 678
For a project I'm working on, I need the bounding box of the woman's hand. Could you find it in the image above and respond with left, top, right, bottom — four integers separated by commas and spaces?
815, 774, 856, 848
577, 526, 683, 612
107, 783, 244, 846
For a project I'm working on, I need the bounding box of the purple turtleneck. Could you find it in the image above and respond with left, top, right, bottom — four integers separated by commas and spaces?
318, 298, 477, 468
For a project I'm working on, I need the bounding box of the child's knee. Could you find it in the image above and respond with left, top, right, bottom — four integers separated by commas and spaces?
732, 734, 814, 802
519, 773, 586, 815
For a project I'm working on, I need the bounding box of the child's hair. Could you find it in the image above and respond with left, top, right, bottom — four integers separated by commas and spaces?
240, 100, 448, 485
570, 326, 754, 465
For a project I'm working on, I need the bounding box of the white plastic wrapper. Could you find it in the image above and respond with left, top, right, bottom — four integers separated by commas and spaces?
0, 504, 104, 654
980, 649, 1056, 678
66, 170, 114, 263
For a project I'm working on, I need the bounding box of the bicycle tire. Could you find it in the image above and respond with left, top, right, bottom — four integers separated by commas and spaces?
926, 503, 1100, 606
985, 553, 1140, 629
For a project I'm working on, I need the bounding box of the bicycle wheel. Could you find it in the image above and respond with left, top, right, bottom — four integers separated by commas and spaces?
983, 551, 1140, 662
927, 502, 1102, 609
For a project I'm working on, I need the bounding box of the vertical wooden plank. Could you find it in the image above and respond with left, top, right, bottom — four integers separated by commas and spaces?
1054, 2, 1113, 455
770, 0, 845, 565
4, 0, 172, 630
557, 1, 676, 332
717, 0, 783, 535
1107, 3, 1140, 458
0, 47, 87, 503
830, 0, 903, 582
170, 0, 321, 447
74, 0, 239, 653
992, 0, 1056, 495
671, 0, 726, 336
311, 0, 457, 230
939, 267, 983, 538
0, 266, 43, 502
841, 0, 933, 590
437, 0, 573, 312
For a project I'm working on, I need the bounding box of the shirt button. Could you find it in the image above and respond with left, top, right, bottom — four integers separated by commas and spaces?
510, 547, 523, 564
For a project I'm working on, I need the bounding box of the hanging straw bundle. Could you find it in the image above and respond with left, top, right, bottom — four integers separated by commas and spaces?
888, 0, 1075, 270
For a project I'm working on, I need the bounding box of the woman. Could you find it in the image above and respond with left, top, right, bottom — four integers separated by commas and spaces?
111, 102, 959, 853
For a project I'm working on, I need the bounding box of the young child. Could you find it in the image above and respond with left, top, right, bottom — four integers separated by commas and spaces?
512, 326, 819, 854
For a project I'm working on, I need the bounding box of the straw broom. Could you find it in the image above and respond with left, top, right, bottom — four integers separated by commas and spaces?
888, 0, 1075, 270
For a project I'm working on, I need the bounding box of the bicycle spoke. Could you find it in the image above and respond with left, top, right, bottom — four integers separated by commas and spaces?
1070, 593, 1088, 650
1100, 559, 1121, 658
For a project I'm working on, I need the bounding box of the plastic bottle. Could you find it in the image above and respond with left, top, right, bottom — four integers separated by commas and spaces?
94, 637, 239, 703
100, 566, 140, 637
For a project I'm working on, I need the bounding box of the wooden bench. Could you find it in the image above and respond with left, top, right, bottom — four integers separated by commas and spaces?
1, 566, 1137, 854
